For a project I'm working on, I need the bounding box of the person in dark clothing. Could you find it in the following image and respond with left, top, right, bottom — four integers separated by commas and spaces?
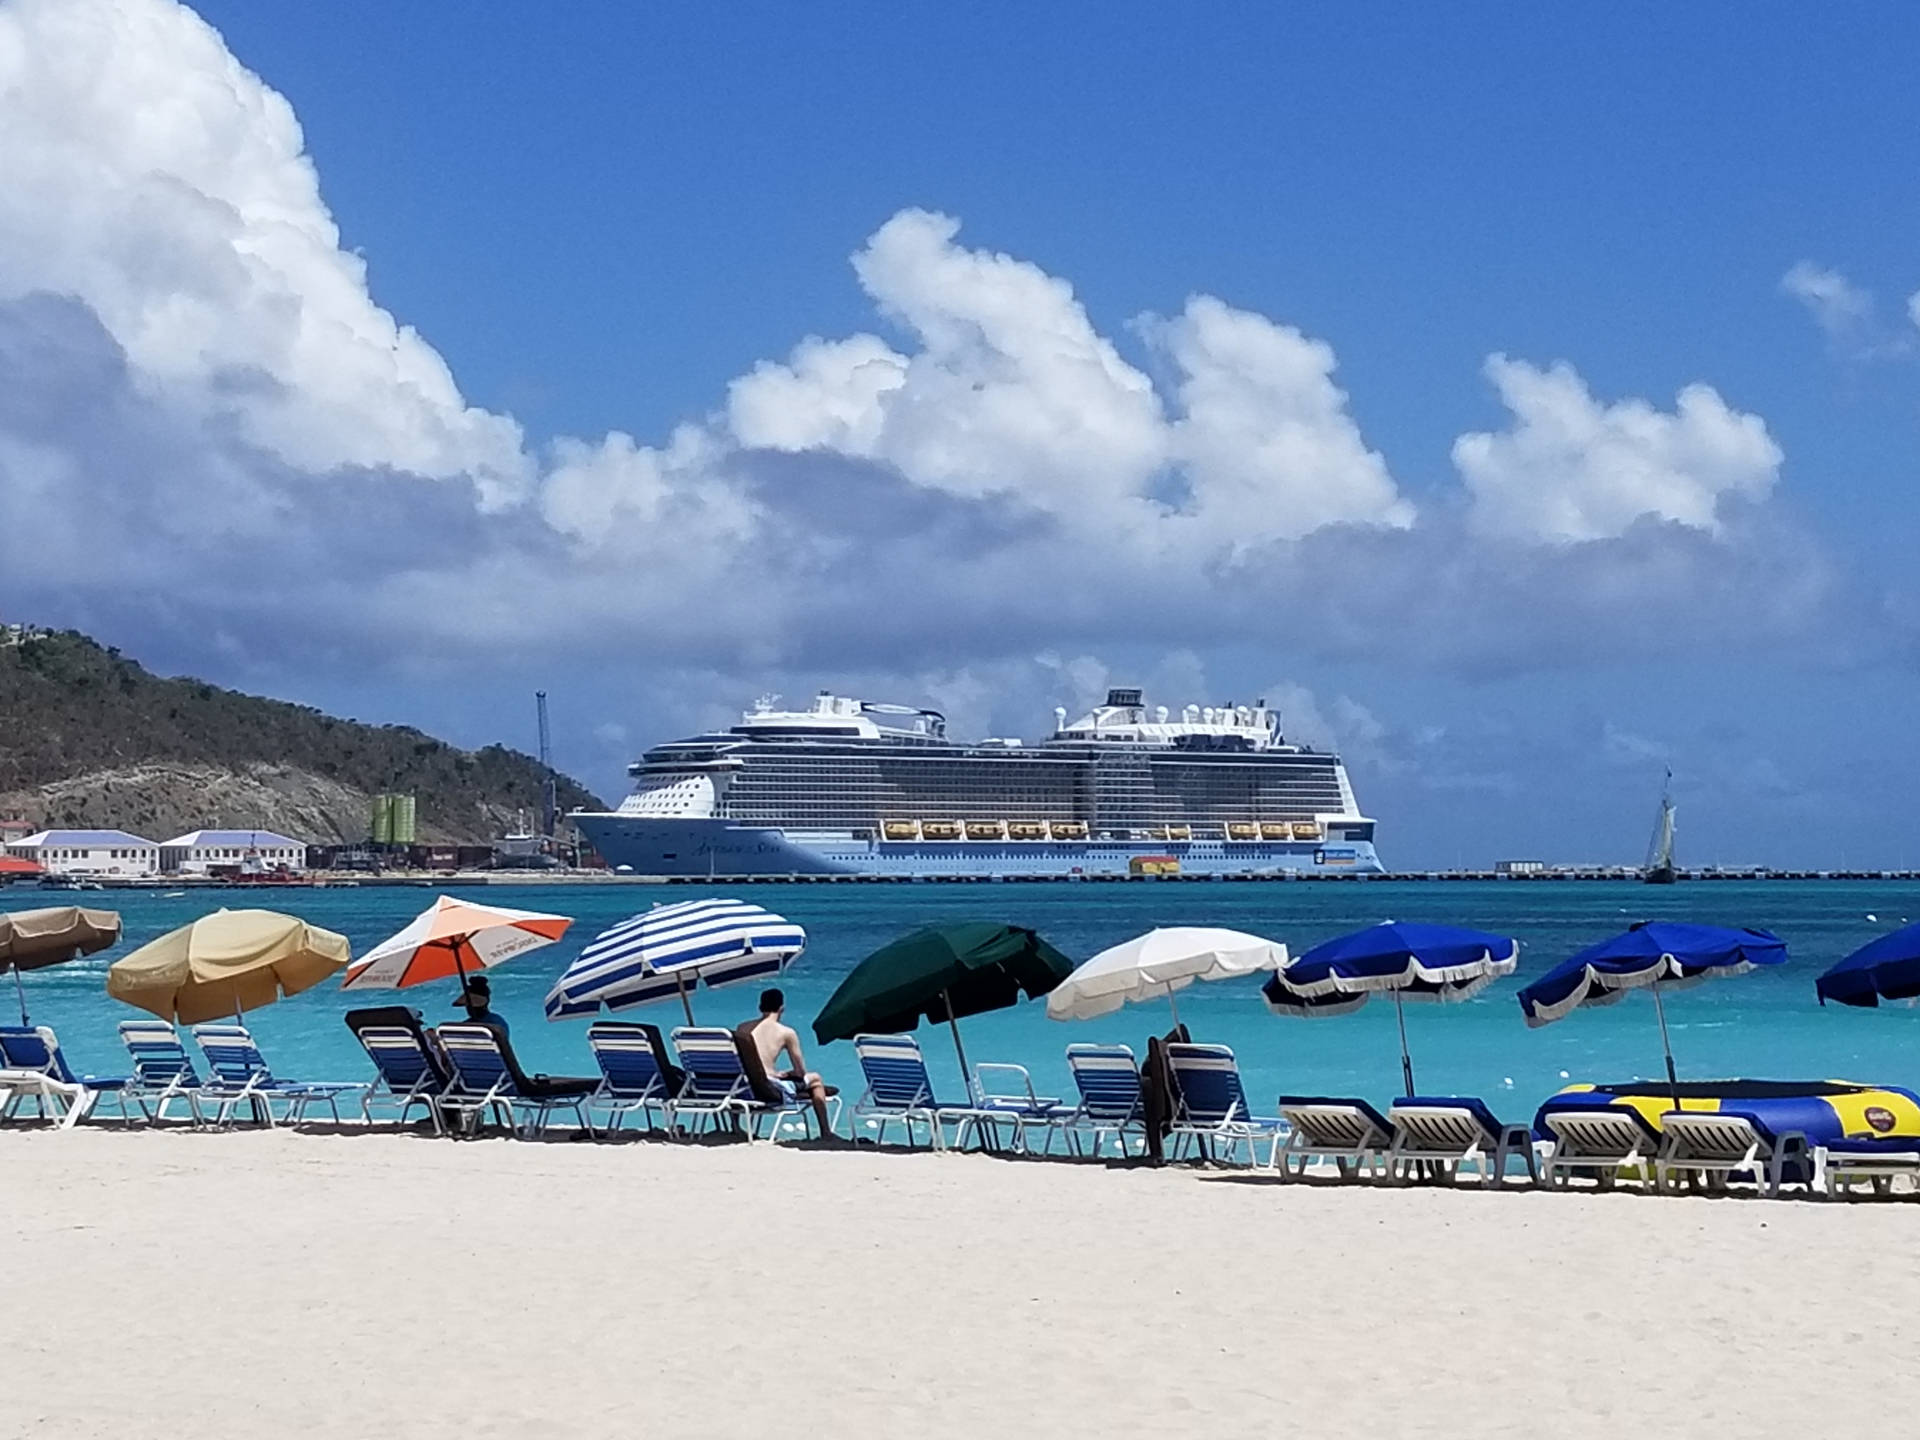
453, 973, 509, 1038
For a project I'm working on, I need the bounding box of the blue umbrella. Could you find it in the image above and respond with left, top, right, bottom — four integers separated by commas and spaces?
1816, 923, 1920, 1008
544, 898, 805, 1024
1516, 921, 1788, 1104
1263, 921, 1519, 1097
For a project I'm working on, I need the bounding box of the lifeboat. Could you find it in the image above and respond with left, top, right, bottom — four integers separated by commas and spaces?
921, 820, 963, 841
1129, 855, 1180, 876
1006, 821, 1049, 841
1291, 821, 1322, 841
1166, 824, 1192, 842
1260, 823, 1292, 841
966, 820, 1007, 841
1225, 822, 1260, 842
882, 820, 921, 841
1048, 821, 1089, 841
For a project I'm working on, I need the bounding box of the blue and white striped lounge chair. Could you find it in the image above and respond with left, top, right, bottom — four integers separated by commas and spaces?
1537, 1101, 1661, 1190
0, 1024, 137, 1127
1654, 1110, 1814, 1198
436, 1024, 594, 1138
1386, 1097, 1538, 1187
1273, 1096, 1394, 1181
1164, 1043, 1286, 1166
191, 1023, 364, 1128
972, 1062, 1074, 1154
345, 1006, 451, 1134
118, 1019, 205, 1125
668, 1026, 835, 1142
584, 1021, 678, 1137
1063, 1044, 1148, 1158
850, 1033, 995, 1151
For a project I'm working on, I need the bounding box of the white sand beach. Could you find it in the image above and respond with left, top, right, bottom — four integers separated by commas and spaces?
5, 1130, 1918, 1439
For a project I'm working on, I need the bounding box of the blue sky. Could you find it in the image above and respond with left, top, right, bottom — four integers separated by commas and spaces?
4, 1, 1920, 866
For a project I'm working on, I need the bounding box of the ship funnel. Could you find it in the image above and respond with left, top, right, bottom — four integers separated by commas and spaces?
1155, 706, 1169, 723
1053, 705, 1067, 728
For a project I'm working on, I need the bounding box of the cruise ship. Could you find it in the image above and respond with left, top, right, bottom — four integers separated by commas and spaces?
573, 688, 1383, 879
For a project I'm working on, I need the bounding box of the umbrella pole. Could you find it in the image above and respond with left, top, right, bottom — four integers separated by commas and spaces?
1167, 989, 1181, 1032
1392, 987, 1415, 1098
677, 972, 695, 1027
1649, 975, 1680, 1107
9, 963, 26, 1026
940, 988, 975, 1103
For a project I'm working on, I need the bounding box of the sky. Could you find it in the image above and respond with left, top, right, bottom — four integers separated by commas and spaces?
3, 1, 1920, 868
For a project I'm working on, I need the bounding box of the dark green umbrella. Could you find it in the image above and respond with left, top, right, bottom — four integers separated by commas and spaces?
813, 922, 1074, 1099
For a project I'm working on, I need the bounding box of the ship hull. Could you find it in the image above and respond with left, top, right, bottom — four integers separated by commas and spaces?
575, 815, 1385, 878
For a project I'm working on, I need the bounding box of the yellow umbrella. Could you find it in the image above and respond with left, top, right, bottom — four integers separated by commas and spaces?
1, 905, 122, 1023
106, 909, 350, 1025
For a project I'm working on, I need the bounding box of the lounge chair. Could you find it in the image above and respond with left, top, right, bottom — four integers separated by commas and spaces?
1654, 1111, 1814, 1198
435, 1023, 596, 1138
1062, 1044, 1148, 1158
1386, 1097, 1537, 1187
1536, 1101, 1661, 1189
667, 1026, 837, 1142
971, 1062, 1073, 1154
345, 1005, 453, 1134
1273, 1096, 1394, 1181
0, 1024, 137, 1127
1164, 1043, 1286, 1166
583, 1021, 681, 1137
850, 1033, 995, 1151
191, 1023, 365, 1128
1818, 1137, 1920, 1198
117, 1019, 206, 1125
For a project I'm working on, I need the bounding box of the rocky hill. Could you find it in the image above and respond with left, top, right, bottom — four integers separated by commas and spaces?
0, 627, 603, 844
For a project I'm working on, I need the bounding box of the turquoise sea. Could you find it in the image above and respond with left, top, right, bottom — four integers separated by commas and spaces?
9, 880, 1920, 1118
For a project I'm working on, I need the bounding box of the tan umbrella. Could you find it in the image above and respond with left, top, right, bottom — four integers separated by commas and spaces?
106, 909, 350, 1025
0, 905, 122, 1023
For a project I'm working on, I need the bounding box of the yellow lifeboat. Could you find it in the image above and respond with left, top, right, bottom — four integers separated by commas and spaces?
1291, 821, 1323, 841
882, 820, 921, 841
921, 819, 963, 841
1166, 824, 1192, 842
1226, 822, 1260, 842
1048, 821, 1089, 841
1260, 823, 1292, 841
1006, 821, 1049, 841
966, 820, 1007, 841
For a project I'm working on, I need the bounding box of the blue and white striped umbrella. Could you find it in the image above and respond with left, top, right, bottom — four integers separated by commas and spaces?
544, 898, 805, 1022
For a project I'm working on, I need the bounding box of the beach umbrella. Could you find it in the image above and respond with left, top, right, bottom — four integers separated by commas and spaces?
544, 897, 805, 1024
106, 909, 349, 1024
1516, 921, 1787, 1105
1046, 926, 1287, 1025
813, 922, 1073, 1099
1262, 921, 1519, 1098
341, 894, 570, 992
0, 905, 121, 1024
1816, 923, 1920, 1008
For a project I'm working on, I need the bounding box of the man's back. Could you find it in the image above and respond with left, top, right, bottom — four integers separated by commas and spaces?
749, 1012, 796, 1075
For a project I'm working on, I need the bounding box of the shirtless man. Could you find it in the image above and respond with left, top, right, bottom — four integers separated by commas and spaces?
746, 988, 834, 1135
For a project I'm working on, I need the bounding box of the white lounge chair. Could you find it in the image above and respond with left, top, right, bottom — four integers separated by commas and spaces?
1818, 1138, 1920, 1198
1274, 1097, 1393, 1181
1654, 1111, 1814, 1197
1538, 1103, 1661, 1189
1387, 1097, 1538, 1187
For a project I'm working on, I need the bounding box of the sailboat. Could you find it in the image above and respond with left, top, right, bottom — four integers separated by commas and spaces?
1643, 772, 1678, 885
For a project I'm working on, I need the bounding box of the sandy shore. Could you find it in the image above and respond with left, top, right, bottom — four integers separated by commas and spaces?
5, 1131, 1918, 1439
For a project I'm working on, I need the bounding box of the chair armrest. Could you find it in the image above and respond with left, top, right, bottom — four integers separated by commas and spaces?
974, 1063, 1038, 1103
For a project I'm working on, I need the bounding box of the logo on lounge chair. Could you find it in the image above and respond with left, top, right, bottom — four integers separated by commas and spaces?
1865, 1105, 1897, 1133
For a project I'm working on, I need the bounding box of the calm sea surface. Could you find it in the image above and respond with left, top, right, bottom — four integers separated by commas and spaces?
9, 880, 1920, 1117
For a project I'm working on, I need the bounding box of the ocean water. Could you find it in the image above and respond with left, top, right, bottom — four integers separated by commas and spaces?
9, 879, 1920, 1120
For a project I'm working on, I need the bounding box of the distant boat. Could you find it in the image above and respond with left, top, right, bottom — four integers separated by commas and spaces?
1644, 773, 1678, 885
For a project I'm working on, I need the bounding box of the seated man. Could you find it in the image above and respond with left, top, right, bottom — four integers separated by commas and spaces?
743, 988, 833, 1135
453, 974, 509, 1039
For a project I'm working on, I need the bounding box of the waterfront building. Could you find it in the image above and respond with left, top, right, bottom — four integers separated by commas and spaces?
5, 829, 159, 878
158, 829, 308, 876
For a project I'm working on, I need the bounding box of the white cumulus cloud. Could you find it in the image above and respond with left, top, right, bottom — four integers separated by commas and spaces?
1453, 355, 1782, 543
1781, 261, 1873, 343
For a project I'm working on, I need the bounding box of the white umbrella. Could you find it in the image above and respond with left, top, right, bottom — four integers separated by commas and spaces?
1046, 926, 1288, 1024
341, 895, 571, 991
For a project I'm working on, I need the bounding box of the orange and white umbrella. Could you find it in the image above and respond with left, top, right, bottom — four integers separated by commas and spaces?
341, 895, 571, 991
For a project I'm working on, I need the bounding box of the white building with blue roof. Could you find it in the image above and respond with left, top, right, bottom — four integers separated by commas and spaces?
159, 829, 308, 876
6, 829, 159, 878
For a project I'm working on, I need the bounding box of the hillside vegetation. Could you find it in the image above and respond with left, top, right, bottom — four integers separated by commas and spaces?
0, 628, 603, 844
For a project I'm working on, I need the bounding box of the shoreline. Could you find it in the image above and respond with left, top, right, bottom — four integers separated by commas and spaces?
8, 1127, 1920, 1439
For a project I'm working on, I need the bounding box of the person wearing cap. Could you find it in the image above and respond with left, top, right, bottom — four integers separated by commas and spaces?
453, 973, 509, 1039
